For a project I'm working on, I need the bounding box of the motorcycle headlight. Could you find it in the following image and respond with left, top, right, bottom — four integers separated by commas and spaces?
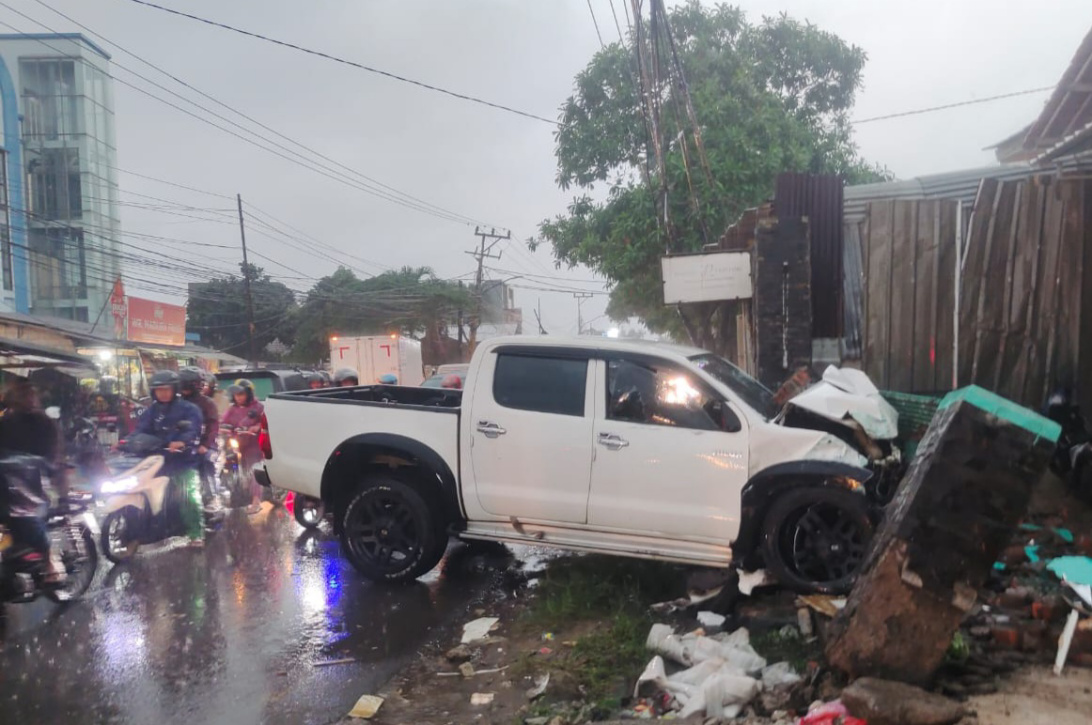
230, 438, 240, 450
101, 476, 139, 494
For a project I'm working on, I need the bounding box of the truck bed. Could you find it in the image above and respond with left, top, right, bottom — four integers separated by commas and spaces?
278, 384, 462, 410
262, 384, 462, 499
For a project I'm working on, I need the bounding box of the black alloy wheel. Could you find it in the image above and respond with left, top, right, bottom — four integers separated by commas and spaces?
761, 486, 873, 595
339, 476, 446, 583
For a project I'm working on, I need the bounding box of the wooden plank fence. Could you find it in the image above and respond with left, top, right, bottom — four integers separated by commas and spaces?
856, 178, 1092, 408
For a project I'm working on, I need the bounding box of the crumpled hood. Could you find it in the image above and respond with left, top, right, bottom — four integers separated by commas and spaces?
750, 424, 868, 476
786, 366, 899, 440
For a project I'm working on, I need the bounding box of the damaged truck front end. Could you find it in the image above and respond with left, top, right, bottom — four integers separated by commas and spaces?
777, 366, 905, 505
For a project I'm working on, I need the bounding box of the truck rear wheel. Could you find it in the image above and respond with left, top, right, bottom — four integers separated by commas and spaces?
339, 475, 447, 583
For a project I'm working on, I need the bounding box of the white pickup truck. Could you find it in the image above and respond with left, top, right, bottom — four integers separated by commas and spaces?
256, 337, 901, 594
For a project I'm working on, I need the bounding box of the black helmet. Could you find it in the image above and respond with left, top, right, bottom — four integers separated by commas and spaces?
304, 371, 326, 389
149, 369, 180, 396
179, 366, 204, 394
333, 368, 359, 386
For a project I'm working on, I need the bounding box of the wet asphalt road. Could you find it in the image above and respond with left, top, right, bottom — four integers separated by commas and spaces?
0, 504, 507, 725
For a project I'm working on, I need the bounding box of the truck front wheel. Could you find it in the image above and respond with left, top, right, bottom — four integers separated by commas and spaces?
339, 476, 447, 583
760, 486, 873, 595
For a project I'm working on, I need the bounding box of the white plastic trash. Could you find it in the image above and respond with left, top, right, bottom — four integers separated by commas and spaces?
461, 617, 499, 644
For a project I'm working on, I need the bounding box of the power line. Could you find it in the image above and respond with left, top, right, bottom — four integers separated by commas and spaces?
607, 0, 626, 43
586, 0, 606, 48
33, 0, 494, 229
0, 11, 483, 227
122, 0, 560, 126
852, 86, 1055, 124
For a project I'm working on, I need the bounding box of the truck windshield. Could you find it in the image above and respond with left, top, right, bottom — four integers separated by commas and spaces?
688, 354, 778, 420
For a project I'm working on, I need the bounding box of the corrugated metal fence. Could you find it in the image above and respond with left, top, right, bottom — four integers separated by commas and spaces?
850, 177, 1092, 408
775, 173, 844, 338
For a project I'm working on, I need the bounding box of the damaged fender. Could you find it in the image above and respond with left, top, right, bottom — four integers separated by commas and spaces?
730, 460, 873, 564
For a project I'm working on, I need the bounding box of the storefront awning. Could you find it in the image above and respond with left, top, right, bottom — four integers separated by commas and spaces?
0, 336, 94, 370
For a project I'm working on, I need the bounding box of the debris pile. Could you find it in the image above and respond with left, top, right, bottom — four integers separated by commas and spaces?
633, 623, 803, 720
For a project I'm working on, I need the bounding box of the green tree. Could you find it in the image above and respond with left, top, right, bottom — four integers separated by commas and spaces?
291, 266, 472, 363
186, 263, 298, 358
536, 2, 887, 352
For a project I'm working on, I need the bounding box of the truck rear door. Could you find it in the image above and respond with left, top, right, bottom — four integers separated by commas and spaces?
464, 348, 595, 524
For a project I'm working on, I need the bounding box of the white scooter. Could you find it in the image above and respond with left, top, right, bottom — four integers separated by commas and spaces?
98, 433, 200, 564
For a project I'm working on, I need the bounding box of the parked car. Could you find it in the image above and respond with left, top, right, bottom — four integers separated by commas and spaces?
215, 369, 313, 401
255, 337, 899, 594
421, 364, 469, 388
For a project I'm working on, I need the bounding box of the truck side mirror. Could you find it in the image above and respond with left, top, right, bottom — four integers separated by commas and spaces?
713, 401, 741, 433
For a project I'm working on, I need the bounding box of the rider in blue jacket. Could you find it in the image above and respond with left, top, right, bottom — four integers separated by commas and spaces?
134, 370, 205, 547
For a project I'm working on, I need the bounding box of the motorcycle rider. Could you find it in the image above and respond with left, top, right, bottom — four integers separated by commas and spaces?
0, 381, 66, 583
221, 380, 265, 514
333, 368, 359, 387
134, 370, 205, 548
178, 367, 220, 515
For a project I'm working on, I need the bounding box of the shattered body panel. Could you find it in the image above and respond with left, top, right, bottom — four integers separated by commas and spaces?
786, 365, 899, 441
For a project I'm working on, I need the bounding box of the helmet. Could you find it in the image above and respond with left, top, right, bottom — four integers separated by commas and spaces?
440, 374, 462, 389
179, 366, 204, 395
305, 371, 326, 389
231, 378, 255, 404
378, 373, 398, 385
149, 370, 180, 396
333, 368, 359, 386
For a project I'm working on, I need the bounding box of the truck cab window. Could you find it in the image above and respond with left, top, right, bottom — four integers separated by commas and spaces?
607, 358, 729, 431
493, 354, 587, 416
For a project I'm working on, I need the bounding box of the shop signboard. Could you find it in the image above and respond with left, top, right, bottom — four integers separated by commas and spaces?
127, 297, 186, 347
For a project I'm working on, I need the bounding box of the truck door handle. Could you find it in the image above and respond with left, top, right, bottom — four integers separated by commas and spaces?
597, 432, 629, 450
476, 420, 507, 438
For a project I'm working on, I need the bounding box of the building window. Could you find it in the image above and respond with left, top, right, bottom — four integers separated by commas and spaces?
29, 226, 87, 301
20, 59, 79, 141
26, 147, 81, 221
0, 150, 11, 291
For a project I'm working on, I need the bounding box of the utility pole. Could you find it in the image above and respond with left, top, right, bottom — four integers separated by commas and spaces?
573, 292, 593, 335
465, 226, 509, 355
535, 297, 547, 335
236, 193, 257, 363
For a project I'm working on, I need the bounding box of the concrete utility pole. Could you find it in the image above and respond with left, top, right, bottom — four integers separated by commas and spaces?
236, 193, 257, 363
573, 292, 593, 335
465, 226, 509, 355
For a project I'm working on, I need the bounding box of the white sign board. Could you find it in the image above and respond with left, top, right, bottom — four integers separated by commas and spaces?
661, 251, 752, 304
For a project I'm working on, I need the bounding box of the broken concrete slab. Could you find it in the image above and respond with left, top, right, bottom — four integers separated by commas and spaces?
841, 678, 966, 725
826, 387, 1059, 684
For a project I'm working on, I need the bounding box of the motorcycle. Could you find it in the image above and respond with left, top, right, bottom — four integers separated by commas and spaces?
98, 432, 202, 564
0, 454, 99, 605
218, 424, 254, 508
1044, 388, 1092, 503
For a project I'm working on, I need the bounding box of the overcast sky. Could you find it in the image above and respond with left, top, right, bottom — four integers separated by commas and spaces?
11, 0, 1092, 336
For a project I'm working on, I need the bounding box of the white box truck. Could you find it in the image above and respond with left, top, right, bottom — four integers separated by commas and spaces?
329, 335, 425, 386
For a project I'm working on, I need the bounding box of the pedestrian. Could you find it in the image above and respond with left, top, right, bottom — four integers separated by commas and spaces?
133, 370, 205, 548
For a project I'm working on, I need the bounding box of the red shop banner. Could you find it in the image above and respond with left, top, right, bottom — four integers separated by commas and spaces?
127, 296, 187, 347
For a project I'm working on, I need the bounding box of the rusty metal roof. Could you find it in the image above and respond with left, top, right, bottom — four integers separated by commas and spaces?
997, 26, 1092, 162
